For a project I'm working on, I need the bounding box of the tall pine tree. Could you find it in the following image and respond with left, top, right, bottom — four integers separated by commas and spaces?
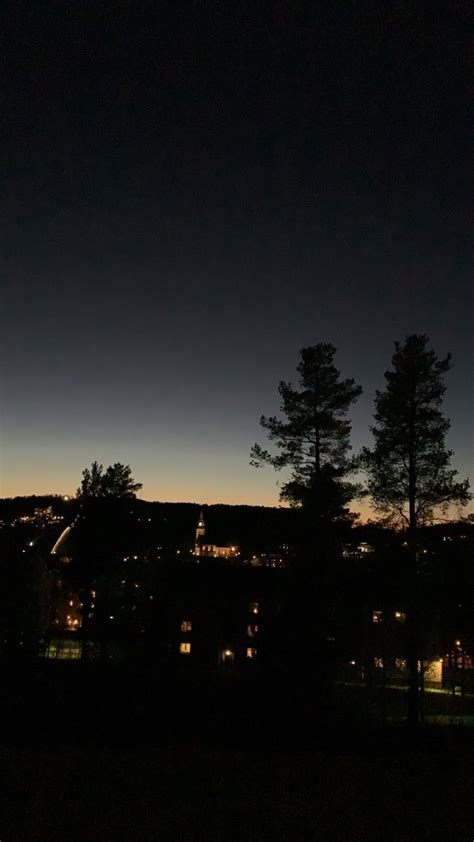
251, 343, 362, 523
362, 335, 469, 528
362, 335, 470, 725
251, 344, 362, 687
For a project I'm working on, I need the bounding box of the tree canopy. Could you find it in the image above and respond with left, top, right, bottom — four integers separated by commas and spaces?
76, 461, 142, 499
251, 344, 362, 519
362, 335, 470, 528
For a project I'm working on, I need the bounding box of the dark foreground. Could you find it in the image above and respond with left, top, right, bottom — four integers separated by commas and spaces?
2, 741, 474, 841
1, 662, 473, 840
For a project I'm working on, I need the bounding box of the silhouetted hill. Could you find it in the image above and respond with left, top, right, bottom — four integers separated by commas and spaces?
0, 496, 300, 555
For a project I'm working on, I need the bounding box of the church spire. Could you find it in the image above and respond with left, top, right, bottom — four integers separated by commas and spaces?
195, 507, 205, 546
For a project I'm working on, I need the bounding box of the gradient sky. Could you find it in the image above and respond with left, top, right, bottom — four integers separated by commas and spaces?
2, 5, 472, 514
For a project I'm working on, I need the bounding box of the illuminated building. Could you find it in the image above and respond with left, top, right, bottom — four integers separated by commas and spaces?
51, 524, 74, 561
14, 506, 64, 527
193, 508, 240, 558
163, 565, 278, 668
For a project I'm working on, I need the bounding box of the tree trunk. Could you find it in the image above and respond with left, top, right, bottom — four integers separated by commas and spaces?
80, 585, 92, 661
406, 535, 421, 728
407, 394, 421, 728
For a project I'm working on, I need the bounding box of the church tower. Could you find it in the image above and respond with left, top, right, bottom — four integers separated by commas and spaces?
195, 508, 205, 552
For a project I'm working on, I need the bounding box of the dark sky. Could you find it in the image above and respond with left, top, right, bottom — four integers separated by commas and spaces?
2, 3, 472, 511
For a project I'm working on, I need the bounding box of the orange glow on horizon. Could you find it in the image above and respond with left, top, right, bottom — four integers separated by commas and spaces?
1, 479, 472, 522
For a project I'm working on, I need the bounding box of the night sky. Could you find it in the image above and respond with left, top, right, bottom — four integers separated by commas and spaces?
2, 4, 472, 512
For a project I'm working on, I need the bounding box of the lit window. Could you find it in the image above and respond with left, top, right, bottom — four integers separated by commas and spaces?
247, 647, 257, 659
358, 542, 373, 553
46, 639, 82, 660
179, 642, 191, 654
394, 611, 406, 622
181, 620, 192, 632
220, 648, 234, 663
249, 602, 259, 615
395, 658, 407, 670
374, 657, 384, 668
247, 624, 259, 637
372, 610, 383, 624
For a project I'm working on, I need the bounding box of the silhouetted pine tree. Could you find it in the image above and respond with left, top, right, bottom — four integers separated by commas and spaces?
362, 335, 470, 726
251, 343, 362, 524
251, 344, 362, 687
